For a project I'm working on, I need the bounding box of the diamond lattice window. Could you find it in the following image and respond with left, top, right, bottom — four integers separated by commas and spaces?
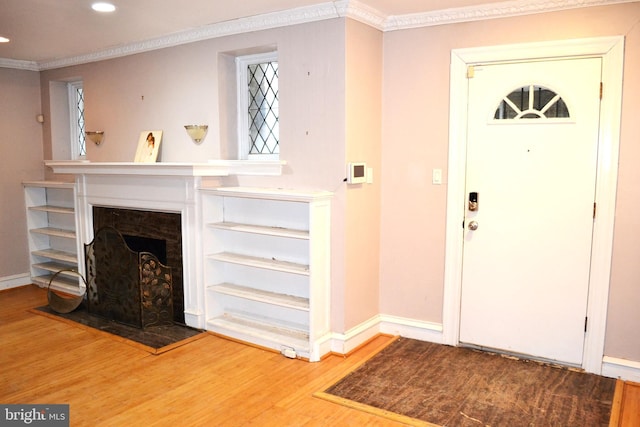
494, 85, 570, 120
76, 87, 86, 156
247, 61, 279, 155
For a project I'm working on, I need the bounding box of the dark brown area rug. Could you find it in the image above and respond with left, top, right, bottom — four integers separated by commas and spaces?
316, 337, 618, 426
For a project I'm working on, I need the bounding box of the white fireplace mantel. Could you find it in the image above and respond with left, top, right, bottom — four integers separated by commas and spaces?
46, 159, 285, 330
45, 160, 285, 177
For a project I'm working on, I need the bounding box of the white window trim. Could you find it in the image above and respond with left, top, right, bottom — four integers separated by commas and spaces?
236, 51, 279, 160
67, 80, 85, 160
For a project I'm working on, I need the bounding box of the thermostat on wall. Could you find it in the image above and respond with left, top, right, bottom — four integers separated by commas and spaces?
347, 162, 367, 184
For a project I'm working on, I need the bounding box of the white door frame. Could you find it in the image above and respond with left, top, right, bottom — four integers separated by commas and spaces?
443, 36, 624, 374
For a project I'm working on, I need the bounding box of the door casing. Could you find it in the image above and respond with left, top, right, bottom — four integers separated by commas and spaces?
443, 36, 624, 374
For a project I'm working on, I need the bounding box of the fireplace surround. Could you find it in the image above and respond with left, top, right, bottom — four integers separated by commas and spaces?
46, 161, 285, 330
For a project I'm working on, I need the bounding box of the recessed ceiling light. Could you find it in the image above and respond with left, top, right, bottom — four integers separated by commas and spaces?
0, 36, 9, 43
92, 2, 116, 13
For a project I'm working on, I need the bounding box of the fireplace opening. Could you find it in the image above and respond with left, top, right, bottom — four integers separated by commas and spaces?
92, 206, 184, 325
123, 235, 167, 265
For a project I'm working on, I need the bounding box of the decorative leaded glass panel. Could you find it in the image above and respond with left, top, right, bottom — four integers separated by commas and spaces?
494, 85, 569, 120
247, 61, 279, 154
76, 87, 86, 156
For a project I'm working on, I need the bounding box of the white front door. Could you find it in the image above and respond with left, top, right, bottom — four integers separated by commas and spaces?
459, 58, 602, 365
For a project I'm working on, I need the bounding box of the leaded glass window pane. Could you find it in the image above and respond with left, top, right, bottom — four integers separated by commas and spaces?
76, 87, 86, 156
247, 61, 279, 155
494, 85, 570, 120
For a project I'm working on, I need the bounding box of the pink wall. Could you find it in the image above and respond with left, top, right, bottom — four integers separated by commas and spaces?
20, 1, 640, 361
343, 20, 383, 330
38, 19, 369, 334
380, 3, 640, 360
0, 68, 44, 278
40, 21, 348, 189
37, 18, 386, 336
605, 6, 640, 360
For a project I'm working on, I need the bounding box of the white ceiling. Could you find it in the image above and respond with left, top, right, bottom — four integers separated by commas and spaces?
0, 0, 631, 69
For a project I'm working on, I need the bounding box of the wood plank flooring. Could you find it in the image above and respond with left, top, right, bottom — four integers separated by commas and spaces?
616, 380, 640, 427
1, 285, 638, 426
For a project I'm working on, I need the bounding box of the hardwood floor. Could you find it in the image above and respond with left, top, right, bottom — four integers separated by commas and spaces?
1, 285, 638, 426
614, 380, 640, 427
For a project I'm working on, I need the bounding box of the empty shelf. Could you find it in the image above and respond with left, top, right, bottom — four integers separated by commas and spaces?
209, 283, 309, 311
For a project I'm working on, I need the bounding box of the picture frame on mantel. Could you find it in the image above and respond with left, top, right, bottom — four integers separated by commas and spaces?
134, 130, 162, 163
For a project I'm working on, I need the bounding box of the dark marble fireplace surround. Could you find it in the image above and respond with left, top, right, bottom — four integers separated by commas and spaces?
92, 206, 185, 325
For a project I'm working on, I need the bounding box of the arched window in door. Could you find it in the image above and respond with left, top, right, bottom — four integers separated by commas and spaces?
494, 85, 570, 120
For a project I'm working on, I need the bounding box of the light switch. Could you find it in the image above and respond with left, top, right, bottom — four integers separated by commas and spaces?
432, 168, 442, 185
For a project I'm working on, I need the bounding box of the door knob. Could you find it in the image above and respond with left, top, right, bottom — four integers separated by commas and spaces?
468, 220, 479, 230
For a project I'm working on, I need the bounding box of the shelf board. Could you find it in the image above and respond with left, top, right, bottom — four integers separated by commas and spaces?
31, 227, 76, 239
29, 205, 74, 215
202, 186, 332, 202
23, 180, 74, 190
32, 274, 85, 296
208, 222, 309, 240
32, 249, 77, 264
209, 283, 309, 311
207, 314, 309, 352
208, 252, 309, 275
33, 261, 79, 275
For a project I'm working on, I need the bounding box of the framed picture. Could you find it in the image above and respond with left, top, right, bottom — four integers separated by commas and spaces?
134, 130, 162, 163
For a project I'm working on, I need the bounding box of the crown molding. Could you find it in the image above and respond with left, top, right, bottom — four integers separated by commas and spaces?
37, 1, 347, 71
0, 57, 39, 71
341, 0, 388, 30
1, 0, 635, 71
384, 0, 638, 31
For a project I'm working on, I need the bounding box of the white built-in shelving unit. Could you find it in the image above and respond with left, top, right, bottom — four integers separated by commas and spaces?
200, 187, 332, 361
23, 181, 83, 295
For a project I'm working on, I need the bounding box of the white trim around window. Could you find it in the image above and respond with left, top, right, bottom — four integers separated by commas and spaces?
67, 80, 85, 160
236, 51, 279, 160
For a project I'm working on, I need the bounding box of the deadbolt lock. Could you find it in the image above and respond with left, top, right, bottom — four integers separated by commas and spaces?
469, 192, 478, 211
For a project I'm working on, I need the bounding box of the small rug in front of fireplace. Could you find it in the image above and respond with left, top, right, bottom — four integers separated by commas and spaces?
31, 302, 206, 354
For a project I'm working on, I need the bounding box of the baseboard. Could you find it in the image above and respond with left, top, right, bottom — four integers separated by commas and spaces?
602, 356, 640, 382
329, 315, 382, 355
183, 309, 204, 330
379, 314, 444, 344
0, 273, 31, 291
330, 315, 640, 381
329, 314, 444, 355
313, 332, 335, 361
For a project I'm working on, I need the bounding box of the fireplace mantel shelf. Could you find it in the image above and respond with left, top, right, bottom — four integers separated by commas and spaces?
45, 160, 285, 177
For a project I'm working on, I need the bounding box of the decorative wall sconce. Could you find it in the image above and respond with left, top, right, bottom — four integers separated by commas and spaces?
86, 131, 105, 146
184, 125, 208, 144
